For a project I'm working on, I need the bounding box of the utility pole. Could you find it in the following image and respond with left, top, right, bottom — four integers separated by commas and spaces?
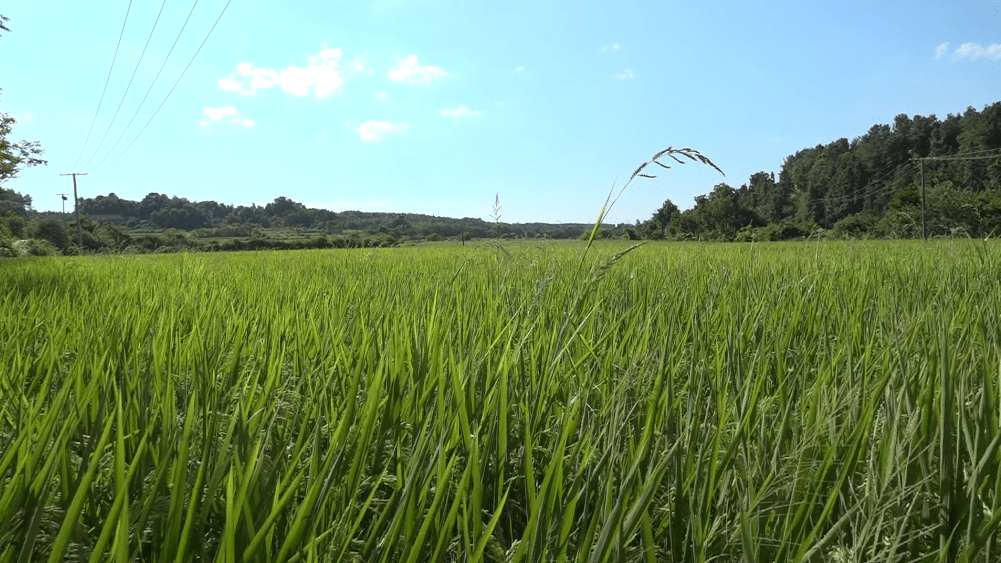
60, 173, 87, 251
919, 158, 927, 241
56, 193, 70, 231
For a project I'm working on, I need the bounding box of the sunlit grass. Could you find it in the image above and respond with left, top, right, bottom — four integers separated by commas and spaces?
1, 239, 1000, 562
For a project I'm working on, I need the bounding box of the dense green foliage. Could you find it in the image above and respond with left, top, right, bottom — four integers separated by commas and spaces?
640, 103, 1001, 241
72, 192, 595, 239
2, 241, 1001, 562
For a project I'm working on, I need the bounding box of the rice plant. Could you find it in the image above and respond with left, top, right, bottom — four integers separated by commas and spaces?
1, 238, 1000, 562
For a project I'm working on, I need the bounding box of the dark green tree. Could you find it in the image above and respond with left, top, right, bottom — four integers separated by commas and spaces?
640, 199, 679, 239
28, 217, 70, 251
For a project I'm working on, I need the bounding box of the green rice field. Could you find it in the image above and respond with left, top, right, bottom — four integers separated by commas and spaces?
2, 240, 1000, 562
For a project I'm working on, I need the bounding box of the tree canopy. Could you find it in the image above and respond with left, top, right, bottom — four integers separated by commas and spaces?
640, 102, 1001, 241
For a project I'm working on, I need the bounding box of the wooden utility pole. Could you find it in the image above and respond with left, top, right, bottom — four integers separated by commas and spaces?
919, 158, 927, 241
60, 173, 87, 251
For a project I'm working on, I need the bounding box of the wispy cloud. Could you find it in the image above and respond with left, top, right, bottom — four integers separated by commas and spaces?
202, 106, 255, 127
613, 68, 635, 80
388, 55, 448, 84
514, 65, 525, 72
218, 77, 243, 91
204, 106, 239, 121
955, 42, 1001, 60
441, 106, 483, 118
937, 42, 1001, 61
374, 90, 388, 100
600, 43, 621, 54
222, 45, 349, 98
348, 54, 371, 74
357, 121, 408, 142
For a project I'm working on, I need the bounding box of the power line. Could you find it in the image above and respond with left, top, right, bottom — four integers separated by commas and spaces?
79, 0, 170, 172
942, 146, 1001, 157
86, 0, 202, 173
93, 0, 234, 175
70, 0, 134, 171
919, 153, 1001, 162
912, 147, 1001, 240
820, 160, 910, 206
820, 146, 1001, 206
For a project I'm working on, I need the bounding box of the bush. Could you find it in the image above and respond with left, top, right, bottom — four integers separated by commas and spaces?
735, 221, 816, 242
831, 214, 878, 239
1, 215, 26, 239
27, 218, 70, 252
12, 238, 58, 256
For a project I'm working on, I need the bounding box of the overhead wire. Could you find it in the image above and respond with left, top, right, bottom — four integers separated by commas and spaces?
819, 146, 1001, 206
86, 0, 202, 173
819, 160, 911, 206
918, 152, 1001, 162
79, 0, 170, 172
92, 0, 234, 175
70, 0, 134, 171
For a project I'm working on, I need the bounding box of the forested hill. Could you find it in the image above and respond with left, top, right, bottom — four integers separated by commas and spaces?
69, 194, 595, 240
639, 102, 1001, 241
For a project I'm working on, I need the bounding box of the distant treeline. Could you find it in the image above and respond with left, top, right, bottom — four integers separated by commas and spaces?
71, 193, 597, 241
638, 102, 1001, 241
0, 189, 601, 255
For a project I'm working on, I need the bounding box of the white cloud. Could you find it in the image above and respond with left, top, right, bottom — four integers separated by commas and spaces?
224, 47, 347, 98
375, 90, 388, 99
274, 64, 344, 97
319, 48, 342, 62
218, 77, 243, 91
441, 106, 483, 117
514, 65, 525, 72
357, 121, 408, 142
613, 68, 635, 80
249, 70, 276, 91
202, 106, 255, 127
204, 106, 239, 121
600, 43, 621, 54
388, 55, 448, 84
935, 42, 950, 59
952, 42, 1001, 60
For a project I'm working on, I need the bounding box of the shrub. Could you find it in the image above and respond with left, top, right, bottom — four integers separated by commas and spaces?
27, 218, 70, 252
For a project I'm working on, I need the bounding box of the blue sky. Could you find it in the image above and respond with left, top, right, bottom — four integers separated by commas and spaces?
1, 0, 999, 223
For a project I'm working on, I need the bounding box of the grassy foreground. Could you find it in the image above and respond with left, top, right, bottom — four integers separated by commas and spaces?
2, 240, 1000, 563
